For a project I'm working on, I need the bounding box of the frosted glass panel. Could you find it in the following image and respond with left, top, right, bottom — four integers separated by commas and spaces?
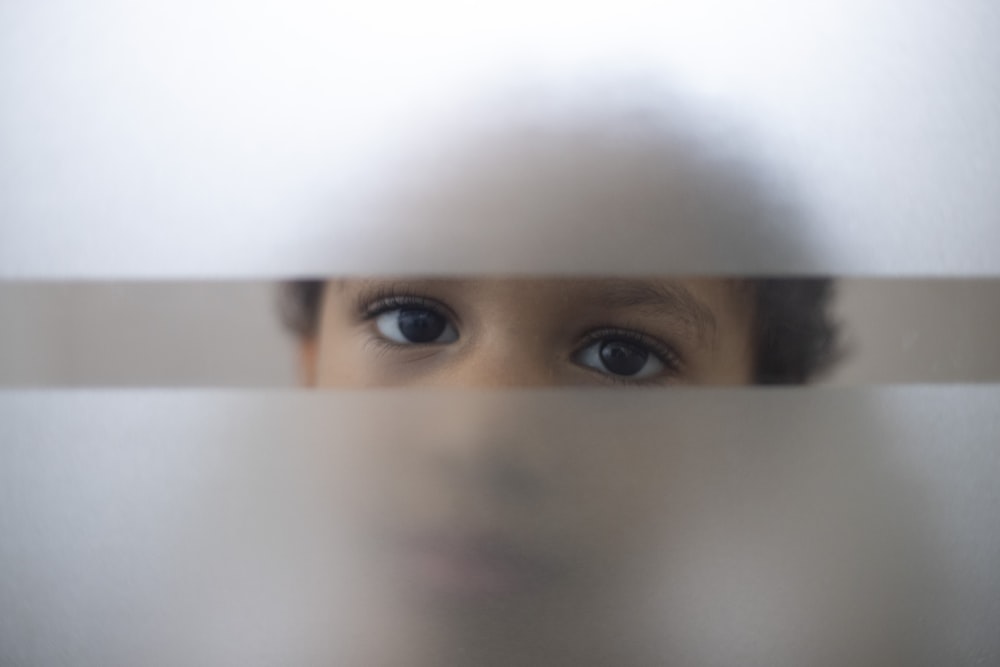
2, 2, 998, 664
1, 1, 998, 276
1, 389, 997, 665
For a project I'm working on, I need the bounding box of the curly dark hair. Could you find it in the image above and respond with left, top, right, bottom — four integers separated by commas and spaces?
750, 278, 840, 383
280, 278, 840, 384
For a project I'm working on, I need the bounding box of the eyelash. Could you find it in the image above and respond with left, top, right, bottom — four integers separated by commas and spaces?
357, 284, 451, 318
576, 327, 684, 381
358, 290, 457, 349
357, 290, 685, 380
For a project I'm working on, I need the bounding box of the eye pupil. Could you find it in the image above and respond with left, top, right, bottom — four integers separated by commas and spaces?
397, 308, 447, 343
599, 340, 649, 376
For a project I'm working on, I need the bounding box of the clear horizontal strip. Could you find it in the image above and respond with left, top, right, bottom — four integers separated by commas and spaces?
1, 278, 999, 385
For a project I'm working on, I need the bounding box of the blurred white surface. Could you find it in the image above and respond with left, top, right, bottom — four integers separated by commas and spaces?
0, 389, 996, 665
1, 0, 998, 276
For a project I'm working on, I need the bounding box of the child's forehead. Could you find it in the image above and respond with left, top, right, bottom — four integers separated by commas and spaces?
342, 109, 811, 275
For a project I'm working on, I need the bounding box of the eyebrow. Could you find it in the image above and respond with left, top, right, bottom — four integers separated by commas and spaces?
345, 278, 462, 317
340, 276, 721, 342
593, 279, 719, 342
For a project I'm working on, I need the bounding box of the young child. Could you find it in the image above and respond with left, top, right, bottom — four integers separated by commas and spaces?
272, 93, 907, 667
283, 92, 839, 388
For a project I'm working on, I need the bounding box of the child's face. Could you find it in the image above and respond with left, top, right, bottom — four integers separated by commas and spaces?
309, 277, 756, 387
303, 277, 757, 652
293, 121, 781, 661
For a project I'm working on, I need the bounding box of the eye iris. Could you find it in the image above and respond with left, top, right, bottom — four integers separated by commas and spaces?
599, 340, 649, 376
396, 308, 446, 343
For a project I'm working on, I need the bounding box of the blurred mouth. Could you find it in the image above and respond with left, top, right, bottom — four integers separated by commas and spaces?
398, 530, 559, 599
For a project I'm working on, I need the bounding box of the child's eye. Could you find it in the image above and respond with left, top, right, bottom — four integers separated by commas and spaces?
574, 330, 680, 381
374, 307, 459, 344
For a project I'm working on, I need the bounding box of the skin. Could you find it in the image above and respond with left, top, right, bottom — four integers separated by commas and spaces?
304, 276, 756, 388
297, 276, 760, 665
285, 80, 829, 667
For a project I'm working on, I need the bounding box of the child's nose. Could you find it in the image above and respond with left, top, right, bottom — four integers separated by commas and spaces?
406, 391, 558, 504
